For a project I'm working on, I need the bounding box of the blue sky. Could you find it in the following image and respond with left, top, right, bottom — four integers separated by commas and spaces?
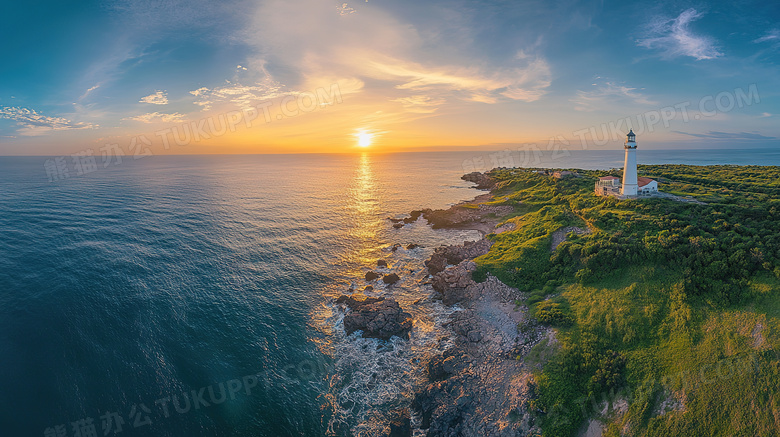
1, 0, 779, 154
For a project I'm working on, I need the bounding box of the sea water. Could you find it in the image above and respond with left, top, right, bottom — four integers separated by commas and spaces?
2, 149, 779, 436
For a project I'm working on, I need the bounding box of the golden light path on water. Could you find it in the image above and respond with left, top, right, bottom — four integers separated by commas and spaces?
348, 153, 382, 266
308, 153, 483, 436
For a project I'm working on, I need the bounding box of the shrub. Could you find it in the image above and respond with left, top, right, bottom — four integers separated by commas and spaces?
535, 300, 574, 326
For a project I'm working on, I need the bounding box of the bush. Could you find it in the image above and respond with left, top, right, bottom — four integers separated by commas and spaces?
527, 289, 546, 306
535, 300, 574, 326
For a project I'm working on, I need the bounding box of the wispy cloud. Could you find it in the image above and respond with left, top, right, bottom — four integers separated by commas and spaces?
189, 77, 288, 111
754, 29, 780, 52
0, 106, 97, 136
672, 130, 775, 140
139, 91, 169, 105
125, 112, 187, 123
754, 29, 780, 44
572, 81, 657, 112
79, 84, 101, 101
368, 56, 551, 103
245, 0, 552, 129
637, 9, 722, 60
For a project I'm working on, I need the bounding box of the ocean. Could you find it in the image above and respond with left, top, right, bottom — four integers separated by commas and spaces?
2, 148, 779, 437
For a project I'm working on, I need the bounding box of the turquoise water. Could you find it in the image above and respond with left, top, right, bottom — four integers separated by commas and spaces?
0, 153, 482, 436
2, 149, 780, 436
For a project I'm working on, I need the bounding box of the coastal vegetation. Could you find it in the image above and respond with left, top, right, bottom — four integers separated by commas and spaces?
473, 165, 780, 436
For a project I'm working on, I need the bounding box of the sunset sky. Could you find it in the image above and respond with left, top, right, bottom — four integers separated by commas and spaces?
1, 0, 779, 155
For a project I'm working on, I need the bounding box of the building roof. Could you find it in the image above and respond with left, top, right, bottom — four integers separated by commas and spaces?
638, 177, 655, 187
599, 176, 619, 180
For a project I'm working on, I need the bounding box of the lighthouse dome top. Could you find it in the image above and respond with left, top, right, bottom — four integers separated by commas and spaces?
627, 129, 635, 140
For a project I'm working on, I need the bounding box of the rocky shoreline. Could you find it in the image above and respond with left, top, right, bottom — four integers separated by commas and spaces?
335, 171, 551, 436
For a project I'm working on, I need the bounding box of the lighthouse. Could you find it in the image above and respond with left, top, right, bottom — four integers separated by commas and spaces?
621, 129, 638, 196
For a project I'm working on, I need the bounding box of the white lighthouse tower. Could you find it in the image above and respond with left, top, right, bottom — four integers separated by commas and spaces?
621, 129, 638, 196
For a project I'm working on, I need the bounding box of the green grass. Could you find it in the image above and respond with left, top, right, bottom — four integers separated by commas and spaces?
524, 336, 560, 371
474, 166, 780, 436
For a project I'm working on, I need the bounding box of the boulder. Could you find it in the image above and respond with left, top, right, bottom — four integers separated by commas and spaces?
382, 273, 401, 285
365, 271, 380, 281
342, 297, 413, 340
431, 260, 477, 305
377, 259, 388, 268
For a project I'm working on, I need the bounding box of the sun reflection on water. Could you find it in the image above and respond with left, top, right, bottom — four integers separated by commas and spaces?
308, 153, 486, 436
344, 153, 384, 270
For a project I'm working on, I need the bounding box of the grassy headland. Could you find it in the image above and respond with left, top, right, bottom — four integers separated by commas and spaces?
473, 165, 780, 436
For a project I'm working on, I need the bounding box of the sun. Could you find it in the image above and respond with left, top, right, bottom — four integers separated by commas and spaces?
356, 131, 374, 148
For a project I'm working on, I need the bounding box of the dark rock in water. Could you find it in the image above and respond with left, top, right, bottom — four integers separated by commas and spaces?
387, 217, 404, 223
404, 210, 423, 224
425, 254, 448, 276
392, 223, 404, 229
406, 243, 419, 250
341, 297, 413, 340
388, 409, 412, 437
377, 259, 388, 268
383, 273, 401, 285
391, 243, 401, 252
461, 171, 496, 190
364, 286, 374, 292
365, 271, 380, 281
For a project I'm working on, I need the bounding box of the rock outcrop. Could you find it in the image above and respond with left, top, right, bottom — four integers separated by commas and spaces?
365, 271, 380, 281
410, 225, 548, 436
431, 260, 478, 305
425, 239, 492, 275
387, 210, 423, 229
382, 273, 401, 285
461, 172, 496, 190
337, 295, 413, 340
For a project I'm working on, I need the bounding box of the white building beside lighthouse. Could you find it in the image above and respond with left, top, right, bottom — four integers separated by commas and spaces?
594, 130, 657, 198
